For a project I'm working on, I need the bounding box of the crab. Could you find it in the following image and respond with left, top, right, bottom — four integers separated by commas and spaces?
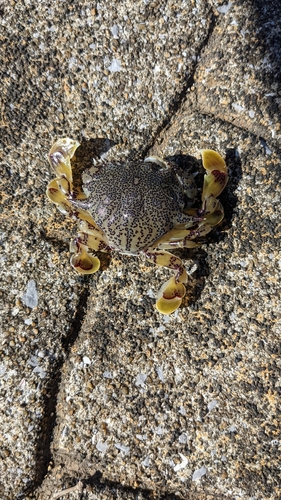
46, 138, 228, 314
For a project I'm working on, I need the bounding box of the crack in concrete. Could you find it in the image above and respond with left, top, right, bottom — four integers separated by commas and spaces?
192, 108, 277, 147
142, 7, 217, 157
29, 9, 222, 498
47, 470, 180, 500
24, 280, 91, 498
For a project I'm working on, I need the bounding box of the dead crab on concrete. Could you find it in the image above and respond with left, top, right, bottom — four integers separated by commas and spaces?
47, 138, 228, 314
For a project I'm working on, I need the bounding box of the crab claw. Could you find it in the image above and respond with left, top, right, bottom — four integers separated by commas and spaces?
201, 149, 228, 200
156, 277, 186, 314
48, 138, 80, 181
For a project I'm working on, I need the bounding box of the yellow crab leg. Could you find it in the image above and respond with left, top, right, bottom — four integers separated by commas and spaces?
46, 178, 73, 214
47, 138, 111, 275
46, 137, 87, 216
198, 197, 224, 233
155, 277, 186, 314
184, 151, 227, 238
154, 200, 222, 250
144, 249, 187, 314
186, 196, 225, 236
157, 239, 200, 250
70, 220, 111, 275
154, 226, 200, 250
75, 220, 111, 252
70, 241, 101, 275
149, 151, 227, 313
201, 149, 228, 200
48, 137, 80, 183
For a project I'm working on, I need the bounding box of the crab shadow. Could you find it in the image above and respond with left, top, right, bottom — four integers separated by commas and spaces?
165, 149, 242, 308
72, 137, 117, 189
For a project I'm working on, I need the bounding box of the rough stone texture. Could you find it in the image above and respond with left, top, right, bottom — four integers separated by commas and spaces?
50, 117, 281, 500
1, 0, 213, 152
0, 0, 280, 499
192, 0, 281, 140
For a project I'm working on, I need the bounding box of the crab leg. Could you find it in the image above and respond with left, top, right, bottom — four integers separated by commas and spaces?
155, 208, 222, 250
184, 150, 227, 237
201, 149, 228, 201
46, 138, 110, 274
148, 150, 227, 313
70, 220, 111, 274
46, 138, 86, 213
153, 225, 201, 250
144, 249, 188, 314
157, 238, 200, 250
152, 207, 222, 252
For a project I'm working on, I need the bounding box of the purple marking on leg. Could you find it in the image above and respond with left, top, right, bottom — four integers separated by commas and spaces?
212, 170, 227, 185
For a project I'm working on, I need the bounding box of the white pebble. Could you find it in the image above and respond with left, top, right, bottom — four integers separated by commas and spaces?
0, 363, 7, 377
155, 426, 164, 435
141, 456, 150, 467
111, 25, 119, 38
135, 373, 147, 387
192, 466, 207, 481
27, 355, 38, 367
96, 441, 107, 453
217, 3, 232, 14
22, 280, 38, 308
135, 434, 147, 441
156, 366, 165, 383
12, 307, 19, 316
179, 406, 186, 416
178, 433, 188, 444
207, 399, 218, 411
174, 453, 188, 472
107, 59, 121, 72
83, 356, 91, 365
232, 102, 244, 112
115, 443, 130, 454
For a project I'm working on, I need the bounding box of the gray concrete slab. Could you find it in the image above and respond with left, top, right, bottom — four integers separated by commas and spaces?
50, 116, 281, 500
192, 0, 281, 140
0, 0, 280, 499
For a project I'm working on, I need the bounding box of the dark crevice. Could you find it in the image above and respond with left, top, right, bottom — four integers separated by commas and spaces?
142, 8, 217, 157
22, 278, 91, 498
50, 470, 184, 500
191, 108, 279, 154
192, 105, 279, 146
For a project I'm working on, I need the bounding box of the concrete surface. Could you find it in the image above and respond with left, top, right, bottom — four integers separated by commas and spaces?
0, 0, 280, 499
